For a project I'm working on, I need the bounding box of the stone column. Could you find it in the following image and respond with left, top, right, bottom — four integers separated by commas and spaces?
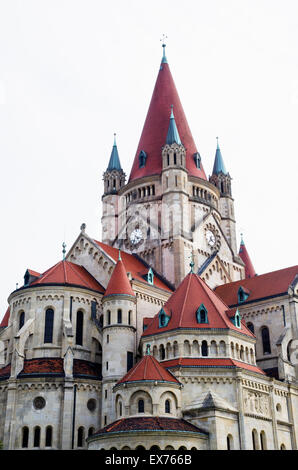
269, 382, 278, 449
61, 380, 75, 449
235, 372, 247, 449
3, 379, 17, 449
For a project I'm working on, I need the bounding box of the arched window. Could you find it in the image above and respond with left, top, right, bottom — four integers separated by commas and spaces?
77, 427, 84, 447
252, 429, 259, 450
139, 150, 147, 168
76, 310, 84, 346
88, 427, 95, 437
45, 426, 52, 447
128, 310, 132, 325
138, 399, 144, 413
117, 309, 122, 324
260, 431, 267, 450
19, 311, 25, 330
107, 310, 111, 325
119, 402, 122, 416
193, 152, 201, 169
201, 340, 208, 357
33, 426, 41, 448
247, 322, 254, 334
261, 326, 271, 354
173, 153, 177, 165
196, 304, 208, 324
44, 308, 54, 343
160, 344, 165, 360
165, 399, 171, 414
22, 427, 29, 448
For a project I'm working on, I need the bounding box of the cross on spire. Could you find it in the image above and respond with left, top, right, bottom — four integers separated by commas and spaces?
160, 34, 168, 64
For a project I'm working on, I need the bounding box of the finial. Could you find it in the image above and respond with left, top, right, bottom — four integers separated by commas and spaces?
16, 282, 18, 290
146, 344, 151, 355
118, 249, 122, 261
240, 233, 244, 245
160, 34, 168, 64
80, 223, 86, 233
62, 242, 66, 260
216, 136, 219, 149
188, 254, 195, 274
113, 133, 117, 146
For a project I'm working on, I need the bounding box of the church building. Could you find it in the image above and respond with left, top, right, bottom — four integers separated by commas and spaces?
0, 44, 297, 451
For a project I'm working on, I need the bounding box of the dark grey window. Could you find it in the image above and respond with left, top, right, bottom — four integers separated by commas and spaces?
44, 309, 54, 343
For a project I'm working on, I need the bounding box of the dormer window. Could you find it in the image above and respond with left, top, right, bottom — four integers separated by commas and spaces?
232, 309, 241, 329
158, 308, 170, 328
139, 150, 147, 168
238, 286, 249, 304
147, 268, 154, 285
194, 152, 201, 169
196, 304, 208, 324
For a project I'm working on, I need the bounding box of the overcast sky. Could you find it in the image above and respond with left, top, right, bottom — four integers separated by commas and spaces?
0, 0, 297, 320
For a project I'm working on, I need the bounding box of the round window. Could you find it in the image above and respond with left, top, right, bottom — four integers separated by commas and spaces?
87, 399, 96, 412
33, 396, 46, 410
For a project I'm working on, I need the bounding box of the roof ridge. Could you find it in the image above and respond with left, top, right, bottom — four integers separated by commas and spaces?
178, 275, 192, 327
66, 261, 89, 287
196, 275, 231, 329
150, 355, 165, 380
39, 261, 61, 282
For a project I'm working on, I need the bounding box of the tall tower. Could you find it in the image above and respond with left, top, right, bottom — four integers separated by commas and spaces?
101, 45, 244, 287
209, 138, 237, 256
101, 135, 126, 244
101, 252, 136, 426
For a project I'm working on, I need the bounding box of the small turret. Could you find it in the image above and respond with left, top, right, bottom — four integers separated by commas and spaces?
103, 134, 126, 195
209, 138, 237, 255
209, 137, 231, 196
101, 252, 137, 425
101, 135, 126, 244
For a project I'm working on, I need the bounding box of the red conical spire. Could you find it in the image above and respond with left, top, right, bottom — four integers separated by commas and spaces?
239, 235, 256, 279
103, 252, 135, 298
129, 47, 206, 182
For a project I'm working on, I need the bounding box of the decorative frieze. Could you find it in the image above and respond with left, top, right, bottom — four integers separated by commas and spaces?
243, 388, 271, 418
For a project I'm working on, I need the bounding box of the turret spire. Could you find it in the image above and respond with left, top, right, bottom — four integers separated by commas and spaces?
166, 105, 182, 145
107, 133, 122, 171
212, 137, 227, 175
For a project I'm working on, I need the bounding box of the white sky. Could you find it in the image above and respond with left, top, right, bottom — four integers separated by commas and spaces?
0, 0, 297, 320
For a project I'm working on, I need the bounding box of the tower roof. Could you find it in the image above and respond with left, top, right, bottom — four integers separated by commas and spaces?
27, 260, 104, 292
129, 47, 207, 182
116, 353, 180, 385
142, 272, 254, 337
106, 134, 122, 171
166, 105, 182, 145
239, 236, 256, 279
212, 138, 228, 175
103, 254, 135, 298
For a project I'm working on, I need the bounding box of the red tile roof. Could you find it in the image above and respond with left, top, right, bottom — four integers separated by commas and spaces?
0, 307, 10, 328
142, 273, 254, 338
0, 364, 11, 379
18, 358, 64, 376
93, 240, 172, 292
73, 359, 102, 379
162, 358, 265, 375
239, 241, 256, 278
103, 257, 135, 298
16, 358, 101, 379
128, 59, 207, 183
27, 269, 41, 277
30, 260, 104, 293
116, 354, 180, 385
92, 417, 208, 436
215, 265, 298, 307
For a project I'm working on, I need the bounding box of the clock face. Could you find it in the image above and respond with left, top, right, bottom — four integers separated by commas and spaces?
206, 230, 216, 247
130, 228, 143, 245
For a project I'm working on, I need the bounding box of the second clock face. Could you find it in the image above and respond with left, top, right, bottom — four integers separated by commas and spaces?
206, 229, 216, 247
130, 228, 143, 245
